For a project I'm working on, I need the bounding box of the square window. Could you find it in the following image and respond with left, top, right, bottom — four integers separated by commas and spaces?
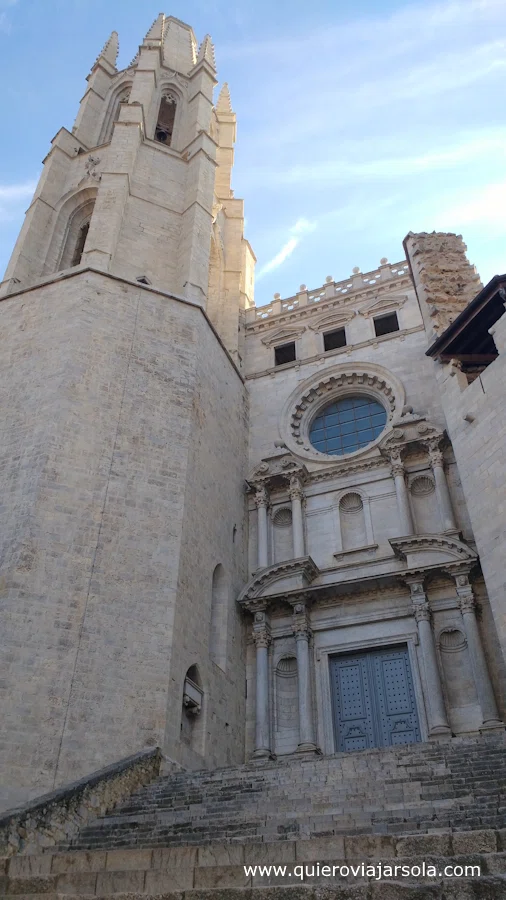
323, 328, 347, 352
274, 342, 296, 365
374, 312, 400, 337
342, 433, 359, 449
326, 437, 343, 452
338, 408, 355, 423
340, 420, 356, 435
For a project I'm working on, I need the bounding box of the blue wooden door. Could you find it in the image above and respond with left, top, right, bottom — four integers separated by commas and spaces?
330, 645, 421, 752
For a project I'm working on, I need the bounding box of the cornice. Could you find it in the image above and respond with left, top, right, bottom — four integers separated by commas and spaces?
247, 274, 413, 334
238, 557, 319, 607
390, 534, 478, 564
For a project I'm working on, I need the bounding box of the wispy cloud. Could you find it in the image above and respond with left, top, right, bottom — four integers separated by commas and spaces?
437, 181, 506, 234
0, 180, 36, 223
246, 130, 506, 189
227, 0, 506, 299
257, 218, 316, 279
0, 0, 18, 34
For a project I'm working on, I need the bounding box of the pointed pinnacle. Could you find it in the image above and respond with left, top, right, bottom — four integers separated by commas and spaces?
93, 30, 119, 70
197, 34, 216, 70
217, 82, 233, 113
144, 12, 165, 42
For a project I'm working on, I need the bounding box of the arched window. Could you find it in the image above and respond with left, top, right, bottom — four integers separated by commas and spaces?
155, 92, 177, 145
181, 665, 205, 755
210, 564, 228, 671
57, 198, 95, 271
71, 221, 90, 267
99, 84, 131, 144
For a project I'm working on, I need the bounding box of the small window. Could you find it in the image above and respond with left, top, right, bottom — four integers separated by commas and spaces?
155, 92, 177, 145
274, 342, 296, 366
374, 312, 399, 337
323, 328, 347, 352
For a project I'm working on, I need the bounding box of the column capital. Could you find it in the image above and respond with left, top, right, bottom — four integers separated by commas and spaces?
291, 600, 311, 641
254, 485, 269, 509
288, 475, 304, 502
451, 567, 476, 613
405, 577, 431, 621
413, 599, 431, 623
388, 446, 406, 478
252, 610, 271, 648
427, 438, 444, 468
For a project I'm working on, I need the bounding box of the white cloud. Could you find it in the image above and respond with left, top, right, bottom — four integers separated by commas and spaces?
257, 218, 316, 279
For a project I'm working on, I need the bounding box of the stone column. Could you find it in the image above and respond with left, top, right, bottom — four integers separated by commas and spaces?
254, 486, 269, 570
390, 449, 415, 536
292, 601, 318, 752
454, 572, 504, 731
407, 579, 451, 736
428, 442, 457, 532
252, 609, 272, 757
289, 476, 306, 558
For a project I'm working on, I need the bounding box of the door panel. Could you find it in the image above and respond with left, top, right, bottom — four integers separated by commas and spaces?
330, 645, 421, 752
330, 654, 375, 751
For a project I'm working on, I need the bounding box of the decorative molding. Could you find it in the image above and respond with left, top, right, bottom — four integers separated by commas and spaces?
308, 310, 356, 333
410, 475, 435, 496
280, 362, 405, 465
261, 326, 306, 348
247, 270, 413, 333
391, 534, 477, 565
272, 507, 292, 527
339, 492, 363, 511
238, 557, 319, 607
358, 292, 408, 318
439, 628, 467, 652
276, 656, 298, 676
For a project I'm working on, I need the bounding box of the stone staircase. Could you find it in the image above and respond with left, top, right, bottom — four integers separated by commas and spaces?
67, 734, 506, 849
2, 734, 506, 898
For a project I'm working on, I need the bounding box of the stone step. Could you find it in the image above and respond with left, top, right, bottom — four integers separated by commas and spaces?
3, 887, 506, 900
63, 737, 506, 851
3, 832, 506, 896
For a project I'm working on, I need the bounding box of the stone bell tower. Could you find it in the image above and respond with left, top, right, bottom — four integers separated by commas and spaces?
0, 14, 253, 813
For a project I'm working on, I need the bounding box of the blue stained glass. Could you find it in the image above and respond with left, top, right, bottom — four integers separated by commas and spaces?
309, 395, 387, 456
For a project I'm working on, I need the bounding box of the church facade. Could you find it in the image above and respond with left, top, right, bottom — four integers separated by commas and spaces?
1, 13, 505, 815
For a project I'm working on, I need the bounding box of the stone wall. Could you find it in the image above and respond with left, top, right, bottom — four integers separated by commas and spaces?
0, 268, 247, 811
0, 748, 162, 857
427, 311, 506, 707
403, 232, 482, 339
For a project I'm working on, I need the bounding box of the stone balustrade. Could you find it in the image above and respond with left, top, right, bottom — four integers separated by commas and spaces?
246, 260, 411, 324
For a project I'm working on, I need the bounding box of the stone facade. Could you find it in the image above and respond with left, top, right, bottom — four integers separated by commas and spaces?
0, 12, 505, 815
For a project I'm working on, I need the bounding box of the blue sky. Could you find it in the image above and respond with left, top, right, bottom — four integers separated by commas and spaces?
1, 0, 506, 305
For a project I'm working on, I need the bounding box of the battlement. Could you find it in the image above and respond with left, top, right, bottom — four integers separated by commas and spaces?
247, 259, 412, 325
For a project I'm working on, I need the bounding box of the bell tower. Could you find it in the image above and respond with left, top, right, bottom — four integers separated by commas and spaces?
0, 15, 252, 812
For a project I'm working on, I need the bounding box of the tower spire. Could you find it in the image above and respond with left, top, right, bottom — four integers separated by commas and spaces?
144, 12, 165, 42
197, 34, 216, 71
217, 83, 233, 114
91, 30, 119, 72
